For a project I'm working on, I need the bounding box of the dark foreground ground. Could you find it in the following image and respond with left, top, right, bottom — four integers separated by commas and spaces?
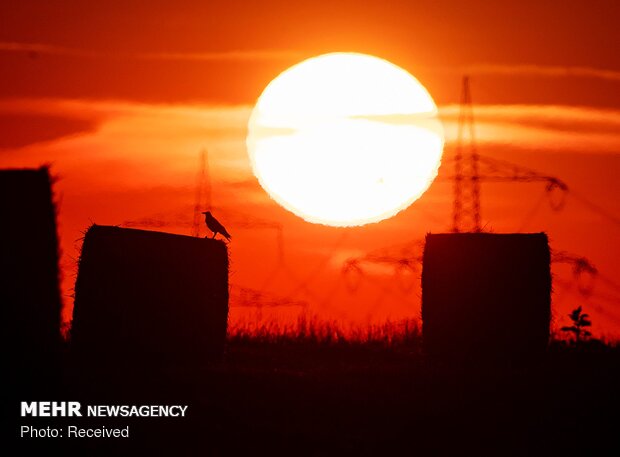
12, 337, 620, 457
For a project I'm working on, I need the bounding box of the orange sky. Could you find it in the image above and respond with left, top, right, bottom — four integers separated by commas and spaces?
1, 1, 619, 337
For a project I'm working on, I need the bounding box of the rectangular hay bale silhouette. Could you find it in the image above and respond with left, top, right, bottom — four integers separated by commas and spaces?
0, 167, 62, 393
71, 225, 229, 369
422, 233, 551, 364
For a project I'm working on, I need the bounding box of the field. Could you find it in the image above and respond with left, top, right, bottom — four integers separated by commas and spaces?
19, 320, 616, 457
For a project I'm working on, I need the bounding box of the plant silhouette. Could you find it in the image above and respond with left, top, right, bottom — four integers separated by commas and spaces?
561, 306, 592, 344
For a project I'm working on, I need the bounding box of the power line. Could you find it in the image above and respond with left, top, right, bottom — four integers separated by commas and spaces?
568, 189, 620, 228
285, 231, 350, 297
516, 188, 548, 232
597, 273, 620, 295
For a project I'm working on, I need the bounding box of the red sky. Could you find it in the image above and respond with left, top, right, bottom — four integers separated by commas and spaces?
1, 1, 619, 337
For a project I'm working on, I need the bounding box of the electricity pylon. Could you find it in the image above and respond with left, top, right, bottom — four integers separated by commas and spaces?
449, 76, 568, 232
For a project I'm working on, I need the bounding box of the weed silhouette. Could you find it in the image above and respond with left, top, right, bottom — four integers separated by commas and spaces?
561, 306, 592, 344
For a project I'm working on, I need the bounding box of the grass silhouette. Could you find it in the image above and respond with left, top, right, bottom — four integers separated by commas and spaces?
228, 315, 421, 346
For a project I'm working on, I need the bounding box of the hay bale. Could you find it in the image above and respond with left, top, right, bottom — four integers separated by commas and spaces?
422, 233, 551, 366
0, 167, 62, 391
71, 225, 229, 372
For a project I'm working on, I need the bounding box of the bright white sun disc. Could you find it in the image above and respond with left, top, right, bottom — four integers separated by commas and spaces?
247, 52, 444, 227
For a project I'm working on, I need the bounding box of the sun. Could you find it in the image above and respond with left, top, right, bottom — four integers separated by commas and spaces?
246, 52, 444, 227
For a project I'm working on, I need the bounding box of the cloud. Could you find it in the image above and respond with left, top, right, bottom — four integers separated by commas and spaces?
465, 64, 620, 83
3, 97, 620, 162
0, 113, 98, 149
0, 41, 92, 57
0, 41, 302, 62
438, 104, 620, 153
336, 104, 620, 154
138, 50, 303, 62
423, 63, 620, 83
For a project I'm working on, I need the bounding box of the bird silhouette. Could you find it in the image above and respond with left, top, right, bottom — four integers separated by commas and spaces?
202, 211, 231, 241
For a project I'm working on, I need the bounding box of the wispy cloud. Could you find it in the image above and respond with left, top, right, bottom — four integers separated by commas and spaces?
428, 63, 620, 83
466, 64, 620, 83
3, 98, 619, 159
0, 41, 301, 62
4, 41, 620, 83
439, 104, 620, 153
138, 50, 303, 62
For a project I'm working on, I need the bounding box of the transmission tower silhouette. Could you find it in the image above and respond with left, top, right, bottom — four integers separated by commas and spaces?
191, 149, 211, 237
449, 76, 569, 232
452, 76, 481, 232
336, 76, 620, 326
